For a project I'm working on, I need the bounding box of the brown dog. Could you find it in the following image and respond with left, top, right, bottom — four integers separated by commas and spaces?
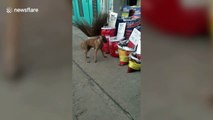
80, 36, 107, 63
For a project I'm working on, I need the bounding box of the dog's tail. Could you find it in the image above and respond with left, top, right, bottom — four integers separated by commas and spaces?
80, 41, 85, 49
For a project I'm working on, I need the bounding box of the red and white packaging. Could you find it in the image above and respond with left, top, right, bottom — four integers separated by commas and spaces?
109, 37, 125, 57
101, 26, 116, 54
128, 28, 141, 49
136, 39, 141, 60
108, 23, 126, 57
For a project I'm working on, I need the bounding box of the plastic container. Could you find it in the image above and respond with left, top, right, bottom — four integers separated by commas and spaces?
109, 37, 124, 57
117, 40, 136, 66
128, 53, 141, 73
101, 26, 116, 54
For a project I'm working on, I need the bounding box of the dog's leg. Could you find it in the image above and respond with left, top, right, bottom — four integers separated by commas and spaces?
86, 46, 91, 58
84, 50, 90, 63
94, 49, 98, 63
101, 49, 107, 58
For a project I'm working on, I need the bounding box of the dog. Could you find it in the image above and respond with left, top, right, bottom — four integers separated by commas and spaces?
80, 36, 107, 63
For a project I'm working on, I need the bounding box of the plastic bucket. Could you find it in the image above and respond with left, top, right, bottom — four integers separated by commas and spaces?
109, 37, 124, 57
109, 41, 119, 57
127, 60, 141, 73
101, 27, 116, 54
127, 52, 142, 73
118, 48, 131, 66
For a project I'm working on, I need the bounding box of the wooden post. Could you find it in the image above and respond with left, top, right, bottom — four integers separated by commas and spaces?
4, 0, 21, 78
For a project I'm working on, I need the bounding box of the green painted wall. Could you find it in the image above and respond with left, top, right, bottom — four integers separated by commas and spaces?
72, 0, 101, 25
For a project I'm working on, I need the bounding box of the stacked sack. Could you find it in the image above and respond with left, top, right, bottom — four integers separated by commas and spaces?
117, 5, 141, 39
100, 9, 142, 73
116, 17, 141, 39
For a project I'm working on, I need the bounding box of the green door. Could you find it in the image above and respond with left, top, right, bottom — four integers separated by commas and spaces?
72, 0, 101, 25
72, 0, 77, 23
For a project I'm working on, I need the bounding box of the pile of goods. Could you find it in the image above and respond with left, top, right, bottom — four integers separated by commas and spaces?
99, 5, 142, 73
74, 4, 142, 73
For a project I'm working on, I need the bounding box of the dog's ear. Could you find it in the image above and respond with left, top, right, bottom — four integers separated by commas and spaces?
101, 36, 107, 43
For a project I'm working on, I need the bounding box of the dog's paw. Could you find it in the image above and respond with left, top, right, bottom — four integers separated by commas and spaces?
87, 61, 90, 63
94, 60, 97, 63
104, 56, 107, 58
86, 56, 90, 58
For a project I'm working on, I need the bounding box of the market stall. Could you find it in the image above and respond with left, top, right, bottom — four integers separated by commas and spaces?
74, 1, 142, 73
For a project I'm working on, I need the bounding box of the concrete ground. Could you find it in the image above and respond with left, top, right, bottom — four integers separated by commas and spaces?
72, 26, 141, 120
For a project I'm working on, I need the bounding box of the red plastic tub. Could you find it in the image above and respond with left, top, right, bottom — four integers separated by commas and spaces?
109, 41, 119, 57
101, 27, 116, 54
109, 37, 124, 57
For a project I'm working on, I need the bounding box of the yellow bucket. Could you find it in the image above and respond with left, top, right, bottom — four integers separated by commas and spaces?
118, 48, 131, 65
128, 60, 141, 71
